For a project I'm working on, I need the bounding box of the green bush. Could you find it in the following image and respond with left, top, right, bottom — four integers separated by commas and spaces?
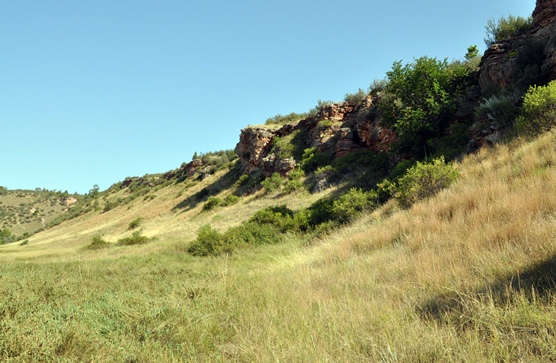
187, 225, 225, 256
234, 174, 249, 188
0, 228, 16, 244
203, 196, 223, 210
86, 235, 111, 250
474, 93, 520, 128
368, 78, 389, 95
331, 188, 379, 223
223, 194, 240, 206
380, 157, 458, 208
380, 56, 472, 156
270, 130, 304, 160
226, 222, 282, 246
344, 88, 368, 103
265, 112, 308, 126
283, 169, 306, 194
117, 231, 150, 246
516, 80, 556, 136
309, 100, 334, 117
484, 15, 533, 47
128, 217, 143, 230
261, 173, 283, 192
250, 205, 295, 233
300, 147, 334, 173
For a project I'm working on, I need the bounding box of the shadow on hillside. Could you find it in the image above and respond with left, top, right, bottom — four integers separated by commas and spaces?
417, 253, 556, 322
173, 166, 241, 212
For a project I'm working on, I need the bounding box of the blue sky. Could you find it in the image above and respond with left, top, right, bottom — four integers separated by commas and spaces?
1, 0, 534, 193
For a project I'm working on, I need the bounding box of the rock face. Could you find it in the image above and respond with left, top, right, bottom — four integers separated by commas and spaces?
234, 96, 397, 176
478, 0, 556, 93
235, 0, 556, 176
470, 0, 556, 149
234, 127, 275, 174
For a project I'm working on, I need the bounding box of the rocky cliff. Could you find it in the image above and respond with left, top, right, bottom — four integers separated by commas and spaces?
235, 0, 556, 178
478, 0, 556, 93
234, 96, 396, 176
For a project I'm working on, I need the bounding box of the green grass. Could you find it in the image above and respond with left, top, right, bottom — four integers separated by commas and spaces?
2, 130, 556, 361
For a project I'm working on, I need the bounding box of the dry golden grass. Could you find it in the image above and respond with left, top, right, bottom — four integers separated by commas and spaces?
2, 132, 556, 361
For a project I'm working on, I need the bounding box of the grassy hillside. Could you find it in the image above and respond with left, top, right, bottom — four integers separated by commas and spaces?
0, 188, 83, 239
1, 130, 556, 361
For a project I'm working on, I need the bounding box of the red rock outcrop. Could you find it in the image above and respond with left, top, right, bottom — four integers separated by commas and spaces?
234, 96, 397, 175
478, 0, 556, 93
234, 127, 275, 174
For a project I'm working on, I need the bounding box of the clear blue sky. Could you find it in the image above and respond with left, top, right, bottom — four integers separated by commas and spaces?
1, 0, 534, 194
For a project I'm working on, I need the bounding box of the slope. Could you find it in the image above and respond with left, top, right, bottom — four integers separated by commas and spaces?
1, 129, 556, 361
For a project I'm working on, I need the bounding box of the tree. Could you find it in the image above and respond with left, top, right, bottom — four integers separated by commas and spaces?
89, 184, 100, 198
380, 56, 472, 155
465, 45, 479, 60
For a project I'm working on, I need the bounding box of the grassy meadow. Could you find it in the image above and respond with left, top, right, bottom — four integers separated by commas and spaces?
2, 131, 556, 362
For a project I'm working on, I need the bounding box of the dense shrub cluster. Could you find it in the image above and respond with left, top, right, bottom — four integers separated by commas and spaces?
516, 80, 556, 136
188, 188, 378, 256
270, 130, 304, 160
260, 173, 283, 192
379, 157, 458, 208
379, 56, 473, 156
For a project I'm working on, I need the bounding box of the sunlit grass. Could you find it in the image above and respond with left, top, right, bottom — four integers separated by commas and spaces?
2, 132, 556, 361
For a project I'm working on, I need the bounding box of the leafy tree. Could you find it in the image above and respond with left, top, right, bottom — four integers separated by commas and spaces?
465, 45, 479, 60
380, 56, 472, 156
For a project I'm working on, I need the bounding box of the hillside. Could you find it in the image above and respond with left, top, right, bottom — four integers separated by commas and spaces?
2, 128, 556, 361
1, 0, 556, 361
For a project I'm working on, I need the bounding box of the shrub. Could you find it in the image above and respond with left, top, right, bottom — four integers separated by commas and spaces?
203, 196, 223, 210
249, 205, 295, 232
187, 225, 225, 256
309, 100, 334, 117
369, 78, 389, 95
270, 130, 303, 160
484, 15, 533, 47
225, 222, 282, 246
223, 194, 239, 206
265, 112, 308, 126
380, 157, 458, 208
128, 217, 143, 230
300, 147, 334, 173
283, 169, 306, 194
234, 174, 249, 188
474, 93, 520, 128
117, 231, 150, 246
86, 235, 111, 250
0, 228, 15, 244
261, 173, 283, 192
344, 88, 368, 104
516, 81, 556, 136
331, 188, 379, 223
